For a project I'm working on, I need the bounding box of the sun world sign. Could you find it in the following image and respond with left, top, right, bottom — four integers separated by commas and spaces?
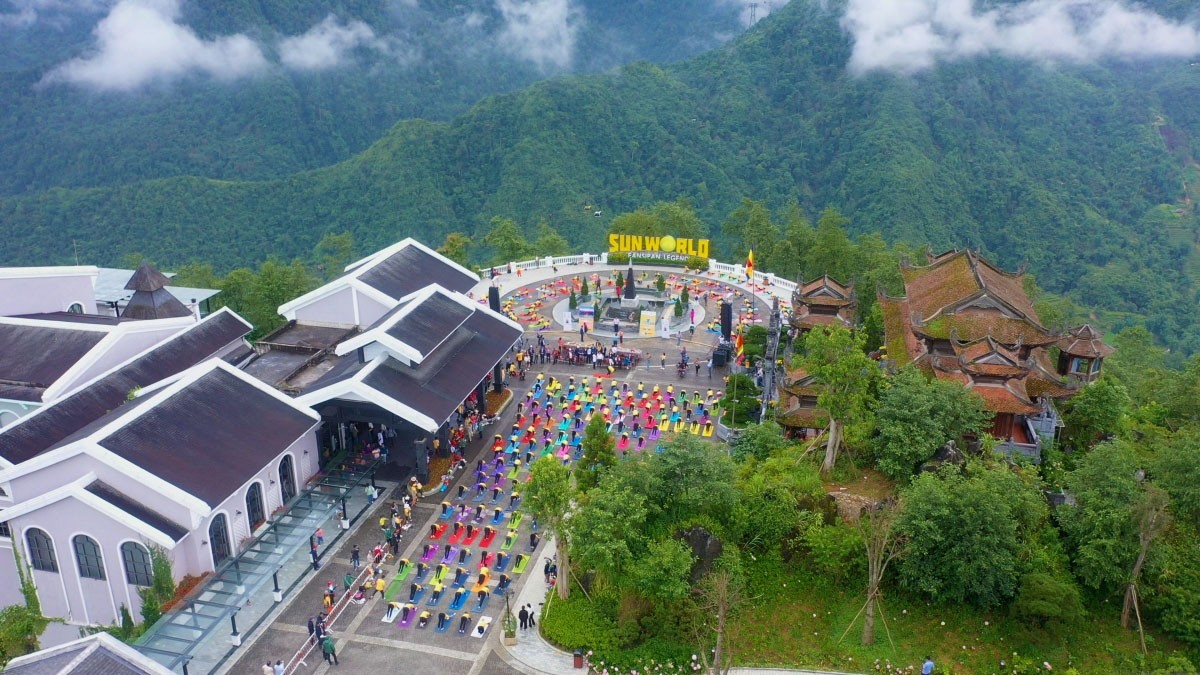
608, 234, 710, 260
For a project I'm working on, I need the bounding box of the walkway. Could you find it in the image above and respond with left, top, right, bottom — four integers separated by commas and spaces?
136, 457, 381, 674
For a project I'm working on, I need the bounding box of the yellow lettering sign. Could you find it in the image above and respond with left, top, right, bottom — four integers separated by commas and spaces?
608, 234, 711, 257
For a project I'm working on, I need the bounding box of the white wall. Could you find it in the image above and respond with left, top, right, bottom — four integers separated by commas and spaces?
50, 322, 191, 401
292, 287, 357, 327
0, 273, 98, 317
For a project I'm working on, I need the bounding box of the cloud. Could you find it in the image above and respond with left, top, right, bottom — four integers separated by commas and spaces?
43, 0, 267, 91
842, 0, 1200, 74
279, 15, 387, 71
495, 0, 580, 70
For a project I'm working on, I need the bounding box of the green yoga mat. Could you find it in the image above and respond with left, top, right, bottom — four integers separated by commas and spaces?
507, 467, 519, 480
383, 579, 404, 601
500, 533, 516, 551
509, 513, 524, 529
395, 563, 413, 582
433, 566, 449, 584
512, 555, 530, 574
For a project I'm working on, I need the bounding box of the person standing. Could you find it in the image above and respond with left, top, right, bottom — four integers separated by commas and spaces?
922, 656, 934, 674
315, 527, 325, 546
374, 576, 387, 599
660, 353, 667, 368
307, 616, 316, 638
322, 635, 339, 665
526, 604, 536, 628
706, 358, 713, 378
273, 660, 285, 675
262, 662, 273, 675
518, 605, 529, 630
350, 545, 361, 570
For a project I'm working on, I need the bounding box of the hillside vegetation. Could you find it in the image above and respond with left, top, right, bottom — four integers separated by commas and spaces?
3, 0, 1200, 352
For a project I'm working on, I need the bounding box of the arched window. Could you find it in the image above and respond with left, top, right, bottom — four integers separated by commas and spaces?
67, 303, 84, 314
73, 535, 105, 580
279, 456, 296, 504
245, 483, 265, 532
121, 542, 153, 587
208, 514, 231, 567
26, 528, 57, 572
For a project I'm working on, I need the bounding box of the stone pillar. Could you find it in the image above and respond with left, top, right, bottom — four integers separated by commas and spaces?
489, 286, 504, 394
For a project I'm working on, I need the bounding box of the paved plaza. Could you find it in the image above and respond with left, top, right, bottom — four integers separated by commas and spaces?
228, 266, 769, 675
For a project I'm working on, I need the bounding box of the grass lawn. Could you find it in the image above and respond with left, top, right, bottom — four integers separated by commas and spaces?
731, 557, 1184, 674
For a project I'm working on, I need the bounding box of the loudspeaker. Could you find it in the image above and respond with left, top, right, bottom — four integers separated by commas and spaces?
720, 302, 732, 341
488, 286, 501, 311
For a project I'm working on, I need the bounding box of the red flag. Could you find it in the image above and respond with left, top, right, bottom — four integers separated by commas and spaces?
734, 329, 745, 365
745, 249, 755, 280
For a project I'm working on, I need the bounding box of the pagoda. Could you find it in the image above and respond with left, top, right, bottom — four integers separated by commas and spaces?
789, 275, 856, 333
876, 249, 1113, 461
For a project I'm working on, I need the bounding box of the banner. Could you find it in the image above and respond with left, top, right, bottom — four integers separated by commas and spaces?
639, 311, 657, 337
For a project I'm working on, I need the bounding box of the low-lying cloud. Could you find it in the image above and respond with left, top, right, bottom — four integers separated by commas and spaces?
44, 0, 266, 91
842, 0, 1200, 74
0, 0, 109, 27
279, 15, 388, 71
495, 0, 580, 70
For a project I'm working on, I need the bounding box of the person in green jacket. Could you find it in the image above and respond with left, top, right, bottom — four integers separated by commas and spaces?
321, 635, 338, 665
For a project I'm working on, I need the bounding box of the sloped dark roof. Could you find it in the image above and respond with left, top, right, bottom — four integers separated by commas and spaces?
363, 311, 520, 427
0, 382, 44, 403
14, 313, 123, 326
0, 310, 250, 465
85, 481, 188, 541
124, 262, 171, 292
0, 322, 107, 392
4, 633, 171, 675
384, 293, 473, 357
357, 245, 477, 300
121, 288, 191, 321
98, 368, 316, 506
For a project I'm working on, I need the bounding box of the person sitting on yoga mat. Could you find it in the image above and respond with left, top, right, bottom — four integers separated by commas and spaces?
458, 613, 472, 633
418, 611, 431, 628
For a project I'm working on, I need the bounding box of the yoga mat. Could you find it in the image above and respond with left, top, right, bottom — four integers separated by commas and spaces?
449, 528, 465, 544
509, 513, 524, 529
480, 531, 497, 547
439, 507, 454, 521
430, 524, 447, 540
500, 533, 516, 551
420, 547, 438, 563
463, 529, 480, 545
433, 565, 449, 584
383, 580, 404, 601
435, 615, 453, 633
471, 616, 493, 638
381, 603, 402, 623
408, 587, 425, 604
449, 592, 468, 611
494, 555, 510, 573
512, 555, 530, 574
472, 491, 487, 502
490, 511, 506, 525
395, 562, 413, 582
398, 606, 417, 628
479, 553, 495, 569
474, 595, 490, 612
427, 591, 443, 607
441, 548, 457, 565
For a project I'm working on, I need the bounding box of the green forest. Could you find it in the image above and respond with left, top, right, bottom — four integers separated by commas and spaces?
3, 0, 1199, 354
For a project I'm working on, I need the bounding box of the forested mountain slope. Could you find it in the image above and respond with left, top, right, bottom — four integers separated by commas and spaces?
3, 0, 1200, 351
0, 0, 748, 195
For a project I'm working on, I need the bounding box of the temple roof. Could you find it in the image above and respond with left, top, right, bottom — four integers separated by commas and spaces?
1056, 324, 1115, 358
900, 250, 1044, 330
794, 275, 855, 307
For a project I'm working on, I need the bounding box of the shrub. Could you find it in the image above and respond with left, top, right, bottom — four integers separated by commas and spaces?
803, 522, 864, 584
1011, 572, 1085, 633
541, 594, 619, 653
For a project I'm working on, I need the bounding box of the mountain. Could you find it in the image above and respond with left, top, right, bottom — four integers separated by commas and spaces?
2, 0, 1200, 352
0, 0, 749, 195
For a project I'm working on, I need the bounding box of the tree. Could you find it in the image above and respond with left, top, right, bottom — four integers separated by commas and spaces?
872, 367, 991, 481
524, 457, 576, 600
631, 538, 694, 602
570, 483, 649, 590
137, 545, 175, 628
437, 232, 472, 267
655, 273, 666, 293
580, 277, 590, 298
533, 221, 571, 257
806, 208, 854, 281
244, 259, 317, 338
577, 414, 616, 492
860, 503, 903, 646
483, 216, 533, 265
649, 435, 737, 533
1152, 427, 1200, 529
1123, 486, 1171, 652
730, 420, 788, 463
896, 464, 1045, 608
1059, 441, 1143, 593
1061, 376, 1131, 450
1012, 572, 1085, 633
796, 327, 877, 477
1, 548, 49, 666
721, 198, 779, 262
692, 556, 747, 675
313, 231, 353, 280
